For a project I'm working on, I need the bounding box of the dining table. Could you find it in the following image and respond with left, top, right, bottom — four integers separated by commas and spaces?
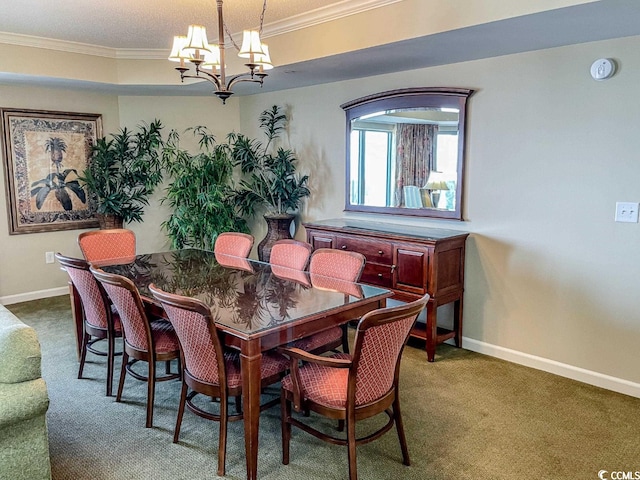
76, 248, 391, 480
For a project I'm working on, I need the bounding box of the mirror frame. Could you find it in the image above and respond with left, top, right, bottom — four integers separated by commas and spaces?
341, 87, 473, 220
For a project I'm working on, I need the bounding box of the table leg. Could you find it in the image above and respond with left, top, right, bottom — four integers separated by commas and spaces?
69, 281, 83, 360
241, 339, 262, 480
426, 300, 437, 362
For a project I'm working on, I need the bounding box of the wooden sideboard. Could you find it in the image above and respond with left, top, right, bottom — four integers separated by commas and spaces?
303, 218, 469, 362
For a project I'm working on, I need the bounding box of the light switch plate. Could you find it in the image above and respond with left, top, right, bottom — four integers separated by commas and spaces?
615, 202, 639, 223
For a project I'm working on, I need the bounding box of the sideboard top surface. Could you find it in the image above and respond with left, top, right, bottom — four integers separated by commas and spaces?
303, 218, 469, 243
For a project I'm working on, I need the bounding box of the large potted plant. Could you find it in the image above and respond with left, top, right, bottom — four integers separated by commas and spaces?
161, 126, 248, 251
230, 106, 310, 262
80, 120, 164, 228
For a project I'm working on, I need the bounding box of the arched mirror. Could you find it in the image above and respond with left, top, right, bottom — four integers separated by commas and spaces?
341, 87, 473, 220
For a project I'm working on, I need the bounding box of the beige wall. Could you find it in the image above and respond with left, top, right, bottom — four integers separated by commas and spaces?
238, 35, 640, 387
1, 34, 638, 392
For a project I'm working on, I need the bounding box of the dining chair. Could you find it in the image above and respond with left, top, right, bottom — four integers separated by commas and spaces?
78, 228, 136, 262
269, 239, 313, 271
289, 248, 366, 354
148, 284, 289, 476
279, 293, 430, 480
56, 253, 122, 397
214, 232, 254, 258
90, 266, 180, 428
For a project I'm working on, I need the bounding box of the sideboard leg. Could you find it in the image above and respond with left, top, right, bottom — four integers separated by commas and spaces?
426, 301, 437, 362
454, 298, 463, 348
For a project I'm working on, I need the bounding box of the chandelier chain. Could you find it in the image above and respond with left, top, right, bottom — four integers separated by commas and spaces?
223, 0, 268, 51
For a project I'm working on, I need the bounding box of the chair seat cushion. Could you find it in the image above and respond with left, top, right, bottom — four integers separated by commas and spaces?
149, 320, 180, 353
282, 353, 352, 409
225, 351, 289, 389
288, 326, 342, 352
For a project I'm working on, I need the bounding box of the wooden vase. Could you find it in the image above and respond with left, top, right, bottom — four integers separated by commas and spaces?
96, 213, 124, 230
257, 213, 295, 262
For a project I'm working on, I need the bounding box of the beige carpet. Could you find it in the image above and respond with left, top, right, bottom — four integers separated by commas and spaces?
8, 295, 640, 480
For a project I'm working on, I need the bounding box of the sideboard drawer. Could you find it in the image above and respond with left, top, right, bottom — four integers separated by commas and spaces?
335, 236, 393, 265
360, 263, 393, 288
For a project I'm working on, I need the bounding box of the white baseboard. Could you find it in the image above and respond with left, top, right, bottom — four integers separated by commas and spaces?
462, 337, 640, 399
0, 287, 68, 306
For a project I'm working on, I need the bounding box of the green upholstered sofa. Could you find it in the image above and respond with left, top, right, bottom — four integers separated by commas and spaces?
0, 304, 51, 480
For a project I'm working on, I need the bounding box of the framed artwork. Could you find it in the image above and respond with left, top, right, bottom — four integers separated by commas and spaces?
1, 108, 102, 234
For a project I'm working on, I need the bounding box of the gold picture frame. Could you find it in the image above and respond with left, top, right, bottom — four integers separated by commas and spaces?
1, 108, 102, 234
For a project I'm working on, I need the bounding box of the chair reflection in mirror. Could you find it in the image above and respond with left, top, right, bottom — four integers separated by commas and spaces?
402, 186, 423, 209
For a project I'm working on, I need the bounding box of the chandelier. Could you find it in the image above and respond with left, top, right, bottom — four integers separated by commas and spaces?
169, 0, 272, 104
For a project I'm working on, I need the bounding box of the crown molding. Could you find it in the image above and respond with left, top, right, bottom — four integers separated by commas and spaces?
0, 0, 400, 60
0, 31, 117, 58
261, 0, 403, 38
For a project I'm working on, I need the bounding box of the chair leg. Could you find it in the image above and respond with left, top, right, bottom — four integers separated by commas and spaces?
281, 392, 291, 465
341, 324, 350, 354
106, 333, 115, 397
77, 332, 89, 379
393, 395, 410, 466
146, 358, 156, 428
235, 395, 242, 414
346, 415, 358, 480
218, 394, 228, 476
165, 360, 171, 375
116, 351, 128, 402
173, 381, 188, 443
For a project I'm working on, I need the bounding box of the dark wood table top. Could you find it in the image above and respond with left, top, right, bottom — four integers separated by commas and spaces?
94, 248, 391, 341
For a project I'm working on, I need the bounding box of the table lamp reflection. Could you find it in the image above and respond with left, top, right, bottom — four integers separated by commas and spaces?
424, 171, 450, 208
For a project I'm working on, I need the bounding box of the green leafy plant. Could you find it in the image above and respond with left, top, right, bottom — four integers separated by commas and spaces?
229, 105, 310, 218
161, 126, 247, 250
79, 120, 164, 224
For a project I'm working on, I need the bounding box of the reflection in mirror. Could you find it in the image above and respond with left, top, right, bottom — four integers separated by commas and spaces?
342, 88, 473, 220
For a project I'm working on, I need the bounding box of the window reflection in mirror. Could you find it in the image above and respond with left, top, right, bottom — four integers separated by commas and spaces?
342, 88, 473, 220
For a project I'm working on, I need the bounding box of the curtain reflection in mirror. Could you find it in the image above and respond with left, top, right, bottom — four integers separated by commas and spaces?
394, 123, 438, 207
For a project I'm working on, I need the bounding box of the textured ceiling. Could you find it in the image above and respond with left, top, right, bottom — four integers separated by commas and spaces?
0, 0, 345, 49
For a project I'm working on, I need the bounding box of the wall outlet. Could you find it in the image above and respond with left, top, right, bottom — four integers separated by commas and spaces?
45, 251, 55, 264
615, 202, 639, 223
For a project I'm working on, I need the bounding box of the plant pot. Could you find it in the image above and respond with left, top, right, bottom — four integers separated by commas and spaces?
257, 213, 295, 262
96, 213, 124, 230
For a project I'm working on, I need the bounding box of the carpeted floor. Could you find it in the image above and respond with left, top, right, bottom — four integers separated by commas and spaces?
8, 295, 640, 480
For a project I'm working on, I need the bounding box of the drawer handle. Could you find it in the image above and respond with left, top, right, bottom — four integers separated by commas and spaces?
378, 250, 384, 255
391, 264, 397, 272
377, 273, 383, 278
341, 245, 347, 250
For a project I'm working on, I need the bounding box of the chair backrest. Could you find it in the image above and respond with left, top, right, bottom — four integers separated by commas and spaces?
149, 284, 226, 385
309, 248, 366, 282
349, 294, 429, 406
56, 253, 110, 330
214, 232, 254, 258
90, 266, 151, 351
270, 240, 313, 270
78, 229, 136, 262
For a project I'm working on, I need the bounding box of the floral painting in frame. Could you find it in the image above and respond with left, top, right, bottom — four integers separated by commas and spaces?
1, 108, 101, 234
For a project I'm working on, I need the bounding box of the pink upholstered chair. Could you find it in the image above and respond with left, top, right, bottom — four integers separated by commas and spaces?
56, 253, 122, 397
214, 232, 254, 258
279, 293, 430, 480
148, 284, 289, 476
270, 239, 313, 271
78, 228, 136, 262
90, 266, 180, 428
290, 248, 366, 354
